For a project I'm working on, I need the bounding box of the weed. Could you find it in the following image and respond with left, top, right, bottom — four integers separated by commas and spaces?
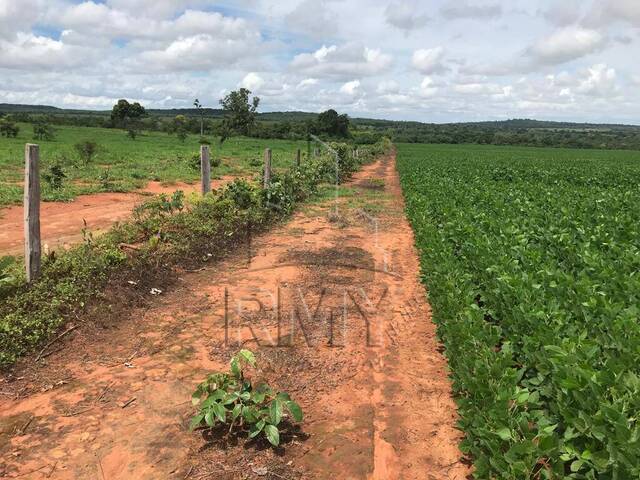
190, 349, 303, 447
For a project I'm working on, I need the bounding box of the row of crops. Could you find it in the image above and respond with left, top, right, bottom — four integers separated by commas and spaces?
396, 144, 640, 479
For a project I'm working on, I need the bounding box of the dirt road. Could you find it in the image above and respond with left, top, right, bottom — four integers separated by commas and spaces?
0, 178, 234, 256
0, 153, 468, 479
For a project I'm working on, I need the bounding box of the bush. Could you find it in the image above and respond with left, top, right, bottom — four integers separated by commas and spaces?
43, 163, 66, 190
74, 140, 99, 165
0, 119, 19, 138
33, 120, 55, 141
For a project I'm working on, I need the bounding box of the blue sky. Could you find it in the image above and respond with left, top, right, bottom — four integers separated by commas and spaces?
0, 0, 639, 123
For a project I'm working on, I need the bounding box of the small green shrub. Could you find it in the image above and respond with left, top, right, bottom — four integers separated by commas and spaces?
43, 163, 66, 190
190, 349, 303, 447
0, 256, 18, 298
74, 140, 99, 165
33, 120, 55, 141
0, 119, 19, 138
98, 168, 116, 191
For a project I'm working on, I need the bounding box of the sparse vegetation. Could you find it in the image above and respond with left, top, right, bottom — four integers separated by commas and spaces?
0, 139, 390, 366
0, 124, 310, 207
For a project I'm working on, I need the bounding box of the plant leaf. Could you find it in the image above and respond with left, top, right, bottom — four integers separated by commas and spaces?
189, 413, 205, 431
212, 402, 227, 423
264, 424, 280, 446
269, 399, 283, 426
232, 403, 242, 420
285, 401, 303, 422
249, 419, 265, 438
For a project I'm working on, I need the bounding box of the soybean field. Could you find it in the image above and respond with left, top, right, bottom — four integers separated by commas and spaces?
397, 143, 640, 479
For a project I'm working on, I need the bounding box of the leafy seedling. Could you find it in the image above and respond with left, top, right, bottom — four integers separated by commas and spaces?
190, 349, 303, 447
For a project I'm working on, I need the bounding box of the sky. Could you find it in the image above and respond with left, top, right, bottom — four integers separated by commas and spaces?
0, 0, 639, 123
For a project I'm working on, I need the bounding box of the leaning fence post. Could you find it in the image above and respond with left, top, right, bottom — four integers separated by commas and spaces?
200, 145, 211, 195
24, 144, 41, 283
263, 148, 272, 188
296, 148, 301, 166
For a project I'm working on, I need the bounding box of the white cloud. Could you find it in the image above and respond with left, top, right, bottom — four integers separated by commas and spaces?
441, 1, 502, 20
0, 0, 638, 123
377, 80, 400, 94
527, 27, 605, 66
340, 80, 361, 96
297, 78, 318, 89
135, 31, 262, 72
285, 0, 340, 39
291, 44, 392, 79
576, 64, 617, 96
385, 1, 429, 32
411, 46, 446, 74
0, 0, 44, 38
240, 72, 264, 91
585, 0, 640, 27
0, 32, 93, 70
105, 0, 207, 19
539, 1, 584, 27
418, 77, 438, 97
57, 4, 252, 41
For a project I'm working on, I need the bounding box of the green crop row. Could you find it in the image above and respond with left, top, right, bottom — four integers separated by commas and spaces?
396, 143, 640, 479
0, 139, 391, 367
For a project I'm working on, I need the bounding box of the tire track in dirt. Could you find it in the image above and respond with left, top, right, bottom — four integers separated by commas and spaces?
0, 153, 469, 479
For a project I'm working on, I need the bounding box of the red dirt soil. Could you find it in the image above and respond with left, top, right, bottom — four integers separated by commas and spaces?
0, 154, 469, 479
0, 178, 236, 256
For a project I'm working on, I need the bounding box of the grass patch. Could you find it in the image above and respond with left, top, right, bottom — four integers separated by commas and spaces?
0, 124, 309, 207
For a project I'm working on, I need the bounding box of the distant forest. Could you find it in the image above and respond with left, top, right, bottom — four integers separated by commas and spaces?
2, 103, 640, 150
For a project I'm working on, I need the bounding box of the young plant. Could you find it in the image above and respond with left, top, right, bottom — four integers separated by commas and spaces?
0, 256, 17, 297
43, 163, 66, 190
98, 168, 116, 191
74, 140, 99, 166
190, 349, 303, 447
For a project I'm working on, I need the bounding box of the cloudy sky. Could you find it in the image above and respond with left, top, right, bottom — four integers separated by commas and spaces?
0, 0, 639, 123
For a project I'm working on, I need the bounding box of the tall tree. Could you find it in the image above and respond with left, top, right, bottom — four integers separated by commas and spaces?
317, 109, 350, 138
111, 99, 146, 139
219, 88, 260, 141
193, 98, 204, 136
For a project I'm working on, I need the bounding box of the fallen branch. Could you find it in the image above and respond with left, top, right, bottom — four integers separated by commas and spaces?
120, 397, 136, 409
94, 381, 116, 404
35, 325, 79, 362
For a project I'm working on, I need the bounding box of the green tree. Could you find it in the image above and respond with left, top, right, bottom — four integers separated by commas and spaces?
316, 109, 350, 138
110, 99, 146, 139
219, 88, 260, 141
194, 98, 205, 136
33, 119, 55, 141
0, 118, 19, 138
170, 115, 189, 142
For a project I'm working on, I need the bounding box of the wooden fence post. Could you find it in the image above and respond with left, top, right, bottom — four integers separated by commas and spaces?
296, 148, 301, 166
200, 145, 211, 195
24, 144, 41, 283
263, 148, 272, 188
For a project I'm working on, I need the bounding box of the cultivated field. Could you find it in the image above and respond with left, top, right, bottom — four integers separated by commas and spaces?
397, 143, 640, 479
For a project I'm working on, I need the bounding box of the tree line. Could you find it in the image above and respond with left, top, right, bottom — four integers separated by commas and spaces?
2, 92, 640, 150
